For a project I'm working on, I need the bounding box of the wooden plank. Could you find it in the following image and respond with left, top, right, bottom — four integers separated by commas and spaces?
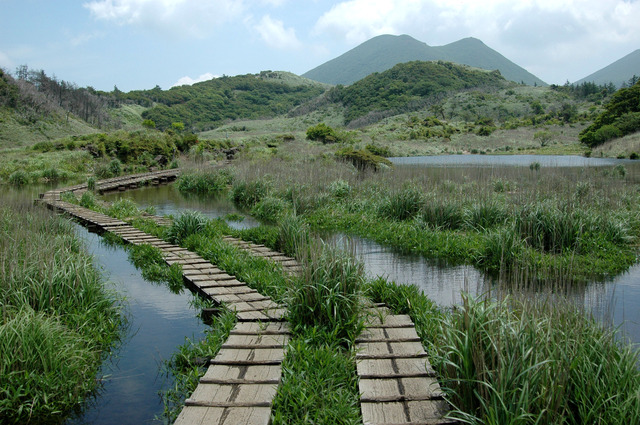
358, 341, 426, 356
200, 364, 283, 383
361, 401, 408, 424
223, 333, 288, 347
231, 322, 289, 335
359, 378, 443, 402
214, 348, 285, 364
364, 314, 414, 328
357, 327, 421, 342
187, 382, 277, 406
357, 358, 436, 378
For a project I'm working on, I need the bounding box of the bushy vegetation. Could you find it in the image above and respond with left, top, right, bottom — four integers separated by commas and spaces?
0, 204, 123, 424
580, 80, 640, 146
175, 168, 234, 195
329, 61, 508, 124
195, 159, 638, 283
124, 73, 326, 131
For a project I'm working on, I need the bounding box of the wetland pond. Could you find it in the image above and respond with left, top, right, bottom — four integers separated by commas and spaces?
104, 153, 640, 347
10, 154, 632, 424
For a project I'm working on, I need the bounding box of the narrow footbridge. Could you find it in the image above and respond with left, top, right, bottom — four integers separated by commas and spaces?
38, 170, 454, 425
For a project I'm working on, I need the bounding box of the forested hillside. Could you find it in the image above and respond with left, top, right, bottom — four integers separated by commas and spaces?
123, 71, 327, 131
580, 80, 640, 146
326, 61, 509, 125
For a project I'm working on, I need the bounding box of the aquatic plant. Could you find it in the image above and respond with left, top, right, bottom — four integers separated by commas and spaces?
0, 204, 123, 424
165, 210, 207, 245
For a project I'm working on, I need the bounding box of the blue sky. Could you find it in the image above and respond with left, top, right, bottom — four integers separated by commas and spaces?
1, 0, 639, 91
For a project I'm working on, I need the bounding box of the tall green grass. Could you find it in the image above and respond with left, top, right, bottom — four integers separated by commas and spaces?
288, 241, 365, 344
0, 204, 123, 424
271, 332, 361, 425
165, 210, 207, 245
175, 168, 234, 195
434, 294, 640, 425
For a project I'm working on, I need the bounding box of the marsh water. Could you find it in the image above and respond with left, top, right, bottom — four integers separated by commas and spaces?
104, 155, 640, 345
7, 154, 639, 424
65, 226, 207, 425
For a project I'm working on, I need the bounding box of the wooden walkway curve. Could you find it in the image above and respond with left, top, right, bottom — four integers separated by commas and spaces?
38, 170, 454, 425
39, 170, 287, 425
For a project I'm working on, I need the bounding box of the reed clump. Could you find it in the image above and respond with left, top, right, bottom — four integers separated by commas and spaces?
165, 210, 207, 245
0, 204, 123, 424
175, 168, 234, 195
288, 240, 365, 344
434, 294, 640, 425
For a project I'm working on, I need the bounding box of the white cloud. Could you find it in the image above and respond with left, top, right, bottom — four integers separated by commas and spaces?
172, 72, 218, 87
84, 0, 246, 37
255, 15, 301, 49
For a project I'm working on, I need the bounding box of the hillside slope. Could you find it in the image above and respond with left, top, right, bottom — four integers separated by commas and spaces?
327, 60, 510, 125
303, 34, 546, 86
126, 71, 328, 131
574, 49, 640, 88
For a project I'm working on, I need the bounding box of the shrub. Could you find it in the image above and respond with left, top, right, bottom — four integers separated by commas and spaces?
8, 170, 28, 186
108, 158, 123, 176
421, 200, 465, 230
365, 143, 391, 157
306, 123, 337, 144
87, 176, 96, 191
335, 148, 392, 171
328, 179, 351, 198
465, 201, 508, 230
378, 185, 424, 221
231, 180, 270, 209
80, 191, 97, 209
251, 196, 288, 223
435, 295, 640, 425
288, 242, 365, 343
165, 210, 207, 245
176, 169, 233, 195
277, 214, 311, 259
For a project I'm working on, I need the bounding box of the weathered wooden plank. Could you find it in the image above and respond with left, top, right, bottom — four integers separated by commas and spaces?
230, 322, 289, 335
358, 341, 426, 356
359, 378, 442, 403
357, 358, 436, 378
357, 327, 421, 342
187, 383, 277, 405
213, 348, 285, 364
361, 401, 408, 424
200, 364, 283, 383
364, 314, 414, 328
223, 333, 288, 347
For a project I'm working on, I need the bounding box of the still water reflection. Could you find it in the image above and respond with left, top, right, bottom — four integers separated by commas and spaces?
66, 226, 207, 425
103, 184, 258, 230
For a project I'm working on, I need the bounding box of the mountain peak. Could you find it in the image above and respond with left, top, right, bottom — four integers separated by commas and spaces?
574, 48, 640, 87
303, 34, 545, 86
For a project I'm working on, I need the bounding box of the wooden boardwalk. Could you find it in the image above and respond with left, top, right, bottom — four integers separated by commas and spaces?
357, 307, 453, 425
39, 170, 454, 425
39, 170, 287, 425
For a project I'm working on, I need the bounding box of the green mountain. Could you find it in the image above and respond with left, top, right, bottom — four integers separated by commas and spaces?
328, 60, 510, 124
127, 71, 327, 131
574, 49, 640, 88
302, 34, 546, 86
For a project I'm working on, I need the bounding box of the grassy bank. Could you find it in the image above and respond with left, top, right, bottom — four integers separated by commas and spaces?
0, 202, 123, 424
175, 160, 639, 283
